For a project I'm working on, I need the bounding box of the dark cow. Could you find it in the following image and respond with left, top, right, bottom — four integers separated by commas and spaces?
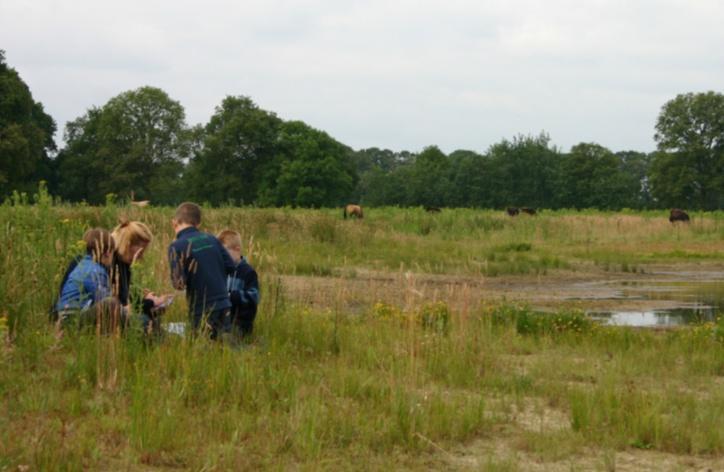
506, 207, 520, 216
425, 206, 442, 213
669, 209, 690, 223
521, 207, 537, 215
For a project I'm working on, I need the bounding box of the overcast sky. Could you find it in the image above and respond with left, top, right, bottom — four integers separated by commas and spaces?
1, 0, 722, 154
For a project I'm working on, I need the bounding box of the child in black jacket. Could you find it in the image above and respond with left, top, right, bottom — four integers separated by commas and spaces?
217, 230, 260, 339
169, 203, 236, 340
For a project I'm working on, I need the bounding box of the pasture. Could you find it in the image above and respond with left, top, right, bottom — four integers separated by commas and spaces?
1, 199, 723, 470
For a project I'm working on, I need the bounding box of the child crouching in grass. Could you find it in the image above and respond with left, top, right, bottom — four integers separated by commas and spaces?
169, 202, 236, 340
55, 228, 121, 333
51, 228, 96, 323
217, 230, 260, 340
111, 219, 172, 336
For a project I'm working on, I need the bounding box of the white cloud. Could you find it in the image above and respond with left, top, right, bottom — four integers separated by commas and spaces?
1, 0, 722, 153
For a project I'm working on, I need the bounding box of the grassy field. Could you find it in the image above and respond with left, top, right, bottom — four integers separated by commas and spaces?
1, 198, 723, 470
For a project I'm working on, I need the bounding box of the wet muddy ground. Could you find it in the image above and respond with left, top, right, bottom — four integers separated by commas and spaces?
279, 263, 724, 327
158, 263, 724, 470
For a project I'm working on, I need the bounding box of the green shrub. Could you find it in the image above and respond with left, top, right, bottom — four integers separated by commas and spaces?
416, 301, 450, 333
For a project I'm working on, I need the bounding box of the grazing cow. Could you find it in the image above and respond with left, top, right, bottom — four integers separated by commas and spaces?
343, 204, 364, 219
506, 207, 520, 216
669, 209, 690, 223
425, 206, 442, 213
521, 207, 537, 215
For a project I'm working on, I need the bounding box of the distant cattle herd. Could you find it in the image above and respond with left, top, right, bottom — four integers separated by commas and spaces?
507, 207, 536, 216
505, 207, 689, 223
343, 205, 691, 223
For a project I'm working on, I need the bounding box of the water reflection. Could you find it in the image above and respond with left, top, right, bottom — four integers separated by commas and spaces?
587, 279, 722, 327
589, 306, 716, 327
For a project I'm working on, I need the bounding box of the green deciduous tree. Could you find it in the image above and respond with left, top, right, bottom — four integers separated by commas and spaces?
486, 133, 560, 209
648, 151, 700, 209
56, 86, 190, 204
651, 91, 724, 210
186, 96, 281, 205
0, 50, 56, 197
352, 147, 413, 174
259, 121, 356, 207
447, 150, 494, 208
353, 148, 414, 204
54, 108, 106, 202
616, 151, 653, 209
406, 146, 451, 207
558, 142, 631, 209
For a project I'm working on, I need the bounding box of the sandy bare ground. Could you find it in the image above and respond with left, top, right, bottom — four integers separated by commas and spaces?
278, 262, 724, 316
276, 264, 724, 470
445, 436, 724, 471
443, 395, 723, 470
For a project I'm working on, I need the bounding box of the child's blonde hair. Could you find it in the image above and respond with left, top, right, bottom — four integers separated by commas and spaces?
112, 219, 153, 261
217, 229, 242, 250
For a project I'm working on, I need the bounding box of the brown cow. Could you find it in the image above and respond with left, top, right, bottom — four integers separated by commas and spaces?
425, 206, 442, 213
343, 204, 363, 219
669, 209, 690, 223
521, 207, 537, 215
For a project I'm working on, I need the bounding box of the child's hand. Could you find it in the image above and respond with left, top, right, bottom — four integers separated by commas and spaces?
156, 294, 173, 306
131, 246, 146, 265
142, 289, 174, 313
143, 291, 163, 306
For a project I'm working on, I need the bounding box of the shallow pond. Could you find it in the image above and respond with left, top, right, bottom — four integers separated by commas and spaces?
587, 280, 723, 327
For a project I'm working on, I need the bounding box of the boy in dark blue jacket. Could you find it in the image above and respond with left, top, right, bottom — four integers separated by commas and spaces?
168, 202, 236, 340
217, 230, 260, 339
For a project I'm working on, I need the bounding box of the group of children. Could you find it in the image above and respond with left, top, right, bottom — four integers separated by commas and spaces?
168, 202, 259, 339
54, 202, 259, 341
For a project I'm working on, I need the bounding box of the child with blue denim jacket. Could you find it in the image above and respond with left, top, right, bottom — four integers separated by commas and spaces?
217, 230, 260, 339
56, 228, 120, 331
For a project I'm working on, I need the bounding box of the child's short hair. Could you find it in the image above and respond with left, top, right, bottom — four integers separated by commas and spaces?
112, 219, 153, 261
82, 228, 116, 259
217, 229, 242, 250
174, 202, 202, 226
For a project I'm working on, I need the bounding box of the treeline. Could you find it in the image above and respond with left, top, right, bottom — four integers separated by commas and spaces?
353, 139, 652, 210
2, 50, 723, 210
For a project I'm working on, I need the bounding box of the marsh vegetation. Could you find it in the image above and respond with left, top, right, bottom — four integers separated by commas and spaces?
1, 201, 723, 470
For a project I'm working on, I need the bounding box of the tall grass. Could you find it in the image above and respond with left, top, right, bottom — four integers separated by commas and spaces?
2, 298, 722, 469
1, 198, 723, 469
